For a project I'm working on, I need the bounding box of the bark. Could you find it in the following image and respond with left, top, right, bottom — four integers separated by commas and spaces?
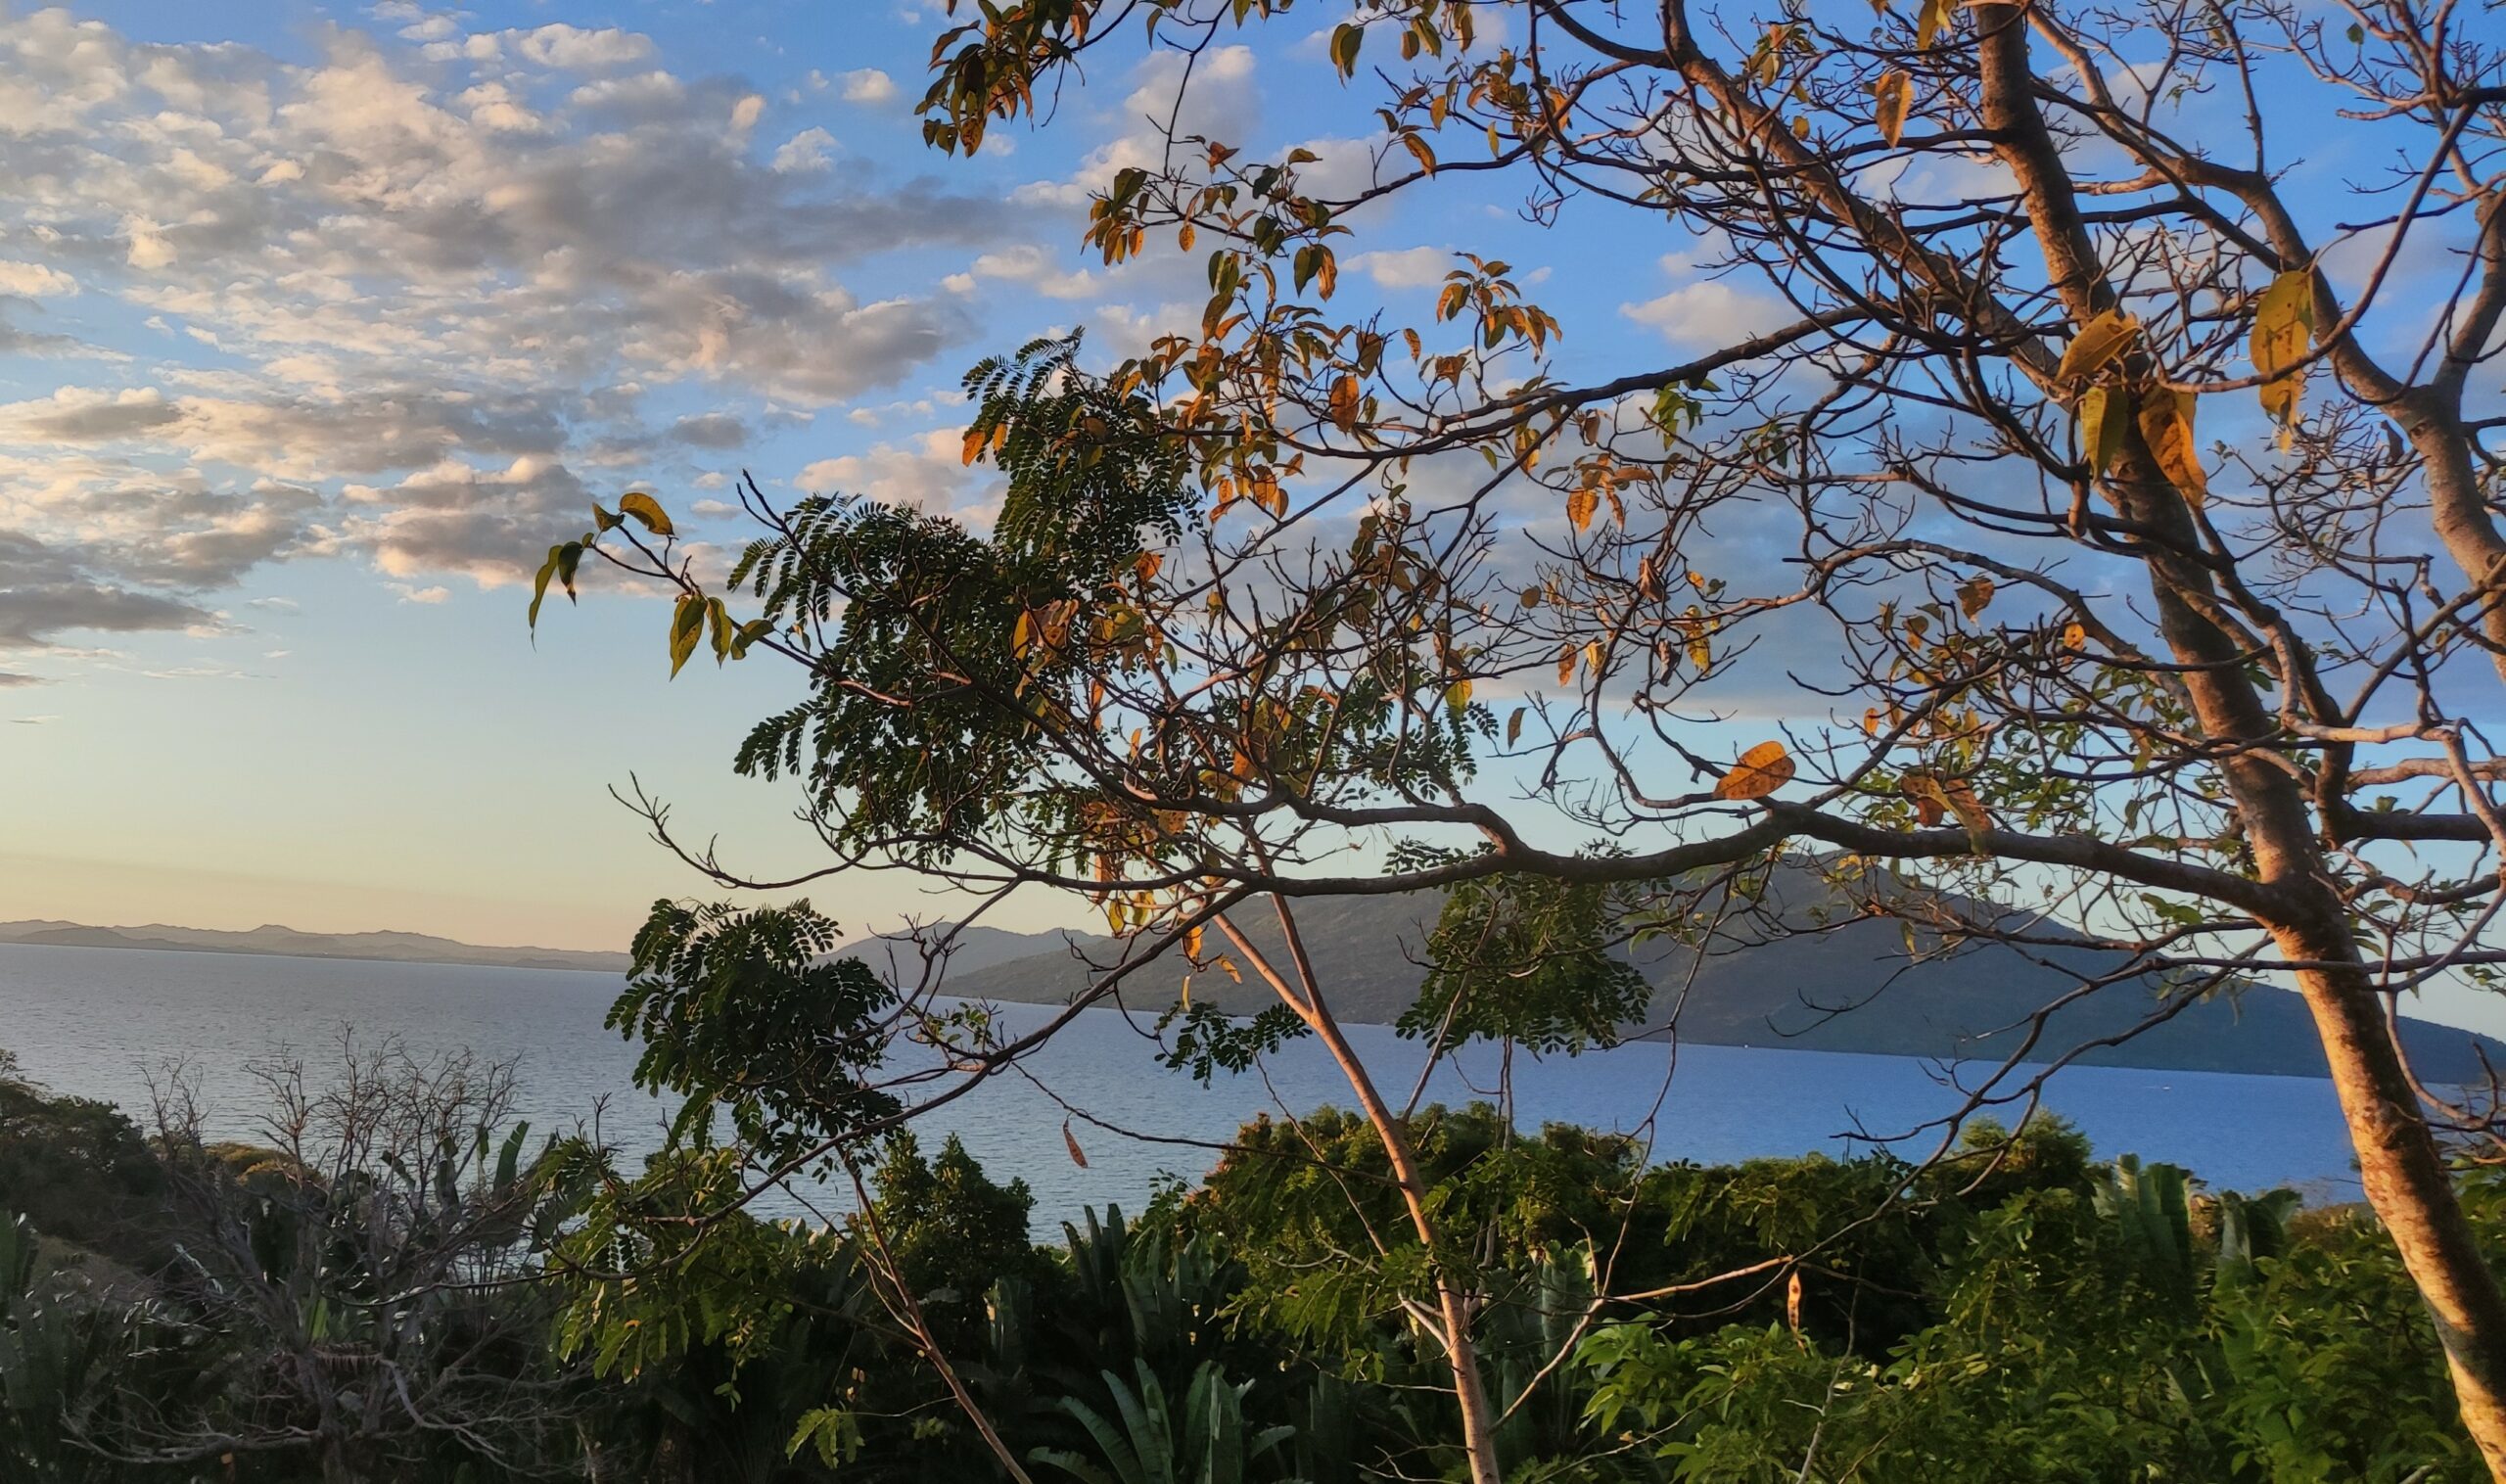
1972, 4, 2506, 1473
2276, 910, 2506, 1477
1218, 906, 1509, 1484
2402, 391, 2506, 685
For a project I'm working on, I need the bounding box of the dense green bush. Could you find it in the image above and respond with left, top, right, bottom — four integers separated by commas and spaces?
0, 1048, 2490, 1481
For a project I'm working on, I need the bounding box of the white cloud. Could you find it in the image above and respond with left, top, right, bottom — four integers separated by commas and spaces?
0, 7, 1037, 639
509, 23, 655, 70
1621, 262, 1791, 349
1348, 247, 1451, 291
794, 428, 993, 516
963, 244, 1098, 300
1015, 45, 1261, 208
0, 261, 77, 298
841, 69, 900, 105
773, 126, 837, 172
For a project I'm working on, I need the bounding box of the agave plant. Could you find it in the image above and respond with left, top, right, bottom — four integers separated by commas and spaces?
0, 1212, 169, 1483
1030, 1358, 1299, 1484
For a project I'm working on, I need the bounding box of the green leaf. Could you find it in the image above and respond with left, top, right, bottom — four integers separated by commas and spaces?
591, 502, 619, 533
528, 544, 564, 630
668, 594, 706, 677
707, 596, 733, 665
619, 491, 675, 536
728, 617, 775, 660
1328, 23, 1363, 76
556, 540, 583, 602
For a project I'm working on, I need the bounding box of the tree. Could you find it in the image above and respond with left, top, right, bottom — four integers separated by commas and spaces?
114, 1040, 590, 1482
547, 0, 2506, 1471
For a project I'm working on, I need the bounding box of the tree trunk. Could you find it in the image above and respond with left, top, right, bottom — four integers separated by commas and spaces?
1218, 906, 1509, 1484
2276, 910, 2506, 1479
1968, 4, 2506, 1472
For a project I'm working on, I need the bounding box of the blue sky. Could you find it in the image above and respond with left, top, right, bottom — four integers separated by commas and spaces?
0, 1, 1684, 948
2, 0, 2496, 1061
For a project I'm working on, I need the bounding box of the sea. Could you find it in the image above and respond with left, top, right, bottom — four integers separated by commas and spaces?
0, 940, 2369, 1219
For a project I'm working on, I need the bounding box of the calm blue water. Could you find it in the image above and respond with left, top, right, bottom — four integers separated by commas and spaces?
0, 941, 2367, 1216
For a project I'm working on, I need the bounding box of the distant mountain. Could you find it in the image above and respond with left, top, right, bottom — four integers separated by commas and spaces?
924, 874, 2506, 1083
0, 920, 630, 975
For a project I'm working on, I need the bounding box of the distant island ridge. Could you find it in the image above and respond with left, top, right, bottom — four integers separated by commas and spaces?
0, 920, 634, 975
10, 883, 2504, 1083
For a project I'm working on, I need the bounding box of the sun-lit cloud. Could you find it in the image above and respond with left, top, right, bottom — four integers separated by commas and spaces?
0, 6, 1047, 662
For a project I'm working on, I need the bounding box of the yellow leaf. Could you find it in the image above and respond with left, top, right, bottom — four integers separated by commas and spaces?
2251, 270, 2314, 432
1567, 488, 1600, 532
2056, 310, 2140, 386
1873, 70, 1911, 147
2136, 386, 2208, 505
1916, 0, 1954, 47
1557, 647, 1576, 685
1445, 677, 1473, 711
2078, 384, 2125, 475
961, 426, 990, 465
1957, 575, 1995, 620
667, 593, 705, 677
1184, 925, 1203, 958
618, 491, 674, 536
1716, 741, 1795, 801
1585, 639, 1604, 674
2062, 621, 2089, 648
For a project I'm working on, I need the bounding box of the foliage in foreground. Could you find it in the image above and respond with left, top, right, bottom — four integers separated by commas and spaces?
0, 1044, 2491, 1482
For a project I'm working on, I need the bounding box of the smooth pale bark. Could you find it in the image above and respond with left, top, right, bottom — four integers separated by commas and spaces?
1216, 908, 1509, 1484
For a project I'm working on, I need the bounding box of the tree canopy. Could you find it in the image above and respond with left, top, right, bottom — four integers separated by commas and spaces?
542, 0, 2506, 1472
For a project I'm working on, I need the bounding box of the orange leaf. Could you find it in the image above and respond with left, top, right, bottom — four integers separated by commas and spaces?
1873, 70, 1911, 147
2135, 385, 2207, 505
1715, 741, 1795, 801
1327, 374, 1363, 434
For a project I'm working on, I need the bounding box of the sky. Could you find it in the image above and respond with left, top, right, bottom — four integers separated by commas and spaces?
0, 0, 1741, 950
1, 0, 2498, 1056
